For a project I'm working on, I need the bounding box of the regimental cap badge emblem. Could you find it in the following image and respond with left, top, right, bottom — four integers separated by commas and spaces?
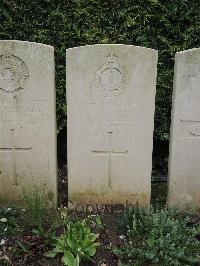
0, 54, 29, 93
95, 54, 126, 97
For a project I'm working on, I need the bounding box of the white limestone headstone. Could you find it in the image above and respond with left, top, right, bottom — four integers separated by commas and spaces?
67, 44, 158, 208
0, 41, 57, 202
168, 48, 200, 209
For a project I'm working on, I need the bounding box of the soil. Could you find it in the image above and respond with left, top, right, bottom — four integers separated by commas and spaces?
0, 163, 168, 266
0, 213, 123, 265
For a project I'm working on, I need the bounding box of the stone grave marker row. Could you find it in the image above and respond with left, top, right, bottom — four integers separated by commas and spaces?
0, 40, 199, 210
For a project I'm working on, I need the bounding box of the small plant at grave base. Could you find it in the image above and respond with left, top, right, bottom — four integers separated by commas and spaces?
21, 185, 55, 229
44, 209, 100, 266
86, 214, 104, 231
0, 207, 18, 238
114, 208, 200, 265
94, 215, 104, 230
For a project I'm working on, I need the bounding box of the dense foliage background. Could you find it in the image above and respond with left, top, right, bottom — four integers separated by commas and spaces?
0, 0, 199, 144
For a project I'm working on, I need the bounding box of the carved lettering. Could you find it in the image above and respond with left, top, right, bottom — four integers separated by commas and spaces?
183, 74, 200, 79
0, 100, 49, 122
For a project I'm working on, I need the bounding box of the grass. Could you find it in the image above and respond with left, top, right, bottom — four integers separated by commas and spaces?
21, 185, 55, 229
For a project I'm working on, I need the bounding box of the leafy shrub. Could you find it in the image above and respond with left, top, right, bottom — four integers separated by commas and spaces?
44, 217, 99, 266
114, 208, 200, 265
0, 0, 199, 142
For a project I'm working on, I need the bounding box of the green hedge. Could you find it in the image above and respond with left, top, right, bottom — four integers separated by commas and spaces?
0, 0, 199, 140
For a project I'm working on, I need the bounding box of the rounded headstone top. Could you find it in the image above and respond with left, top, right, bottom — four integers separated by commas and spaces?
66, 44, 158, 55
0, 40, 54, 50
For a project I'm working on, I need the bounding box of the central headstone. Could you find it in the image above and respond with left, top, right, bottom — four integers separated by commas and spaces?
0, 41, 57, 202
67, 44, 158, 208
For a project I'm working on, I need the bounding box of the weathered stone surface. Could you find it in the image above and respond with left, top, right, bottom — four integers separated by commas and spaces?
168, 48, 200, 209
0, 41, 57, 202
67, 44, 158, 208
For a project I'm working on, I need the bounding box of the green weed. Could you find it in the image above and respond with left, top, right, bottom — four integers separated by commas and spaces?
0, 207, 18, 238
44, 209, 99, 266
114, 208, 200, 265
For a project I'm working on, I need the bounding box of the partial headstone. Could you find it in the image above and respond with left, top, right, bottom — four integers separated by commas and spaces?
0, 41, 57, 202
168, 48, 200, 209
67, 44, 158, 208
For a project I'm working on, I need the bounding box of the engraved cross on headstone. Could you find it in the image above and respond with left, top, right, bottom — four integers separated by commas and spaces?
0, 128, 31, 185
92, 131, 128, 189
